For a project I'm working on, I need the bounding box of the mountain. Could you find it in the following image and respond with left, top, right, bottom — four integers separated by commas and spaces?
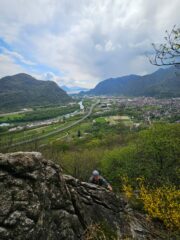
0, 73, 71, 111
61, 85, 89, 94
85, 67, 180, 97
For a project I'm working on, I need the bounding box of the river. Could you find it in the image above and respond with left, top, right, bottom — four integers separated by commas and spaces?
78, 101, 84, 110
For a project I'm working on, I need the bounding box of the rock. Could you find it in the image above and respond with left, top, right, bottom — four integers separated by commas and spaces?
0, 152, 161, 239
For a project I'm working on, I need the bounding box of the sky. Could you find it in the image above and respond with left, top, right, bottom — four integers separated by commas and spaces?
0, 0, 179, 88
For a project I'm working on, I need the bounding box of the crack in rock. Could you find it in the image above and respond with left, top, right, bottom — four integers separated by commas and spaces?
0, 152, 162, 240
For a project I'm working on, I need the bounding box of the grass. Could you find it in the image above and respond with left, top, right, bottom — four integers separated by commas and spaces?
0, 101, 134, 151
0, 113, 25, 122
101, 115, 133, 126
0, 104, 80, 124
95, 117, 107, 123
0, 111, 88, 149
0, 119, 70, 146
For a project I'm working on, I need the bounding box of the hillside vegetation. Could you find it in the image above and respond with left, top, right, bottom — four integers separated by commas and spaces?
0, 73, 71, 112
1, 97, 180, 238
86, 67, 180, 97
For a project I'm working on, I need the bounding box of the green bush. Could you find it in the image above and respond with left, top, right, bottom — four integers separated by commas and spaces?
101, 123, 180, 189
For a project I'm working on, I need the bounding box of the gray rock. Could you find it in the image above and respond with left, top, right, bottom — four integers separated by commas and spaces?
0, 152, 161, 240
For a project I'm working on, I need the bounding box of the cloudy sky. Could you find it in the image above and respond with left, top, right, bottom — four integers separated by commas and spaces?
0, 0, 179, 88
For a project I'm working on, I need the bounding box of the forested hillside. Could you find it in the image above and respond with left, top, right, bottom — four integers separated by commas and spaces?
0, 73, 71, 111
86, 67, 180, 97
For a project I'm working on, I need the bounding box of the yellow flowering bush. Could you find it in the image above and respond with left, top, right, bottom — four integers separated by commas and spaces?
139, 183, 180, 230
122, 176, 133, 200
122, 177, 180, 230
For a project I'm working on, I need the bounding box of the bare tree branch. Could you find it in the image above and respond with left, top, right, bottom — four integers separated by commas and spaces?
149, 26, 180, 67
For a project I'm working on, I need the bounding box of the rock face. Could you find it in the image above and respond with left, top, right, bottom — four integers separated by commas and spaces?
0, 152, 160, 240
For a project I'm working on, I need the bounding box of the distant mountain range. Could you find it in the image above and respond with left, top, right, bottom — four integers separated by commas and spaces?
61, 85, 89, 94
83, 67, 180, 97
0, 73, 71, 111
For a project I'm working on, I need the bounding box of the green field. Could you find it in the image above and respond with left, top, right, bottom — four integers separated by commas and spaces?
0, 114, 84, 147
0, 104, 79, 124
95, 117, 107, 123
0, 99, 97, 149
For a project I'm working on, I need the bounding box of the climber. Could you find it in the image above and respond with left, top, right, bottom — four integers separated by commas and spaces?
89, 170, 113, 191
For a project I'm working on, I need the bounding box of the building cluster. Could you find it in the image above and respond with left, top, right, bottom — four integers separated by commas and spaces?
119, 97, 180, 121
95, 96, 180, 122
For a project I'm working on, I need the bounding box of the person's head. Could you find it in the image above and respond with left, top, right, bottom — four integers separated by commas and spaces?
92, 170, 100, 181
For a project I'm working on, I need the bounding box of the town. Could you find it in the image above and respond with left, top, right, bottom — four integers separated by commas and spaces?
87, 96, 180, 124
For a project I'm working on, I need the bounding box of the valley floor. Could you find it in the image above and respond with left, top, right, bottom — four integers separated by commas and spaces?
0, 96, 179, 239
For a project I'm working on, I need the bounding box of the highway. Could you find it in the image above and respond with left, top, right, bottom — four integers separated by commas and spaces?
3, 100, 99, 149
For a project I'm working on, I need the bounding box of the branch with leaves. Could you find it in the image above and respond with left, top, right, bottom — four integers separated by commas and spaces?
149, 26, 180, 67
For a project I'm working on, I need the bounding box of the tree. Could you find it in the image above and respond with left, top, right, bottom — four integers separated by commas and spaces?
101, 123, 180, 188
77, 129, 81, 137
149, 26, 180, 67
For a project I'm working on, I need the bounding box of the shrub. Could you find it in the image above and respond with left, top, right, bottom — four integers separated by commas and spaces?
139, 182, 180, 230
82, 223, 117, 240
101, 123, 180, 189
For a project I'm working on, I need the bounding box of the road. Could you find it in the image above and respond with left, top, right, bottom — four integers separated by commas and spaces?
3, 100, 99, 149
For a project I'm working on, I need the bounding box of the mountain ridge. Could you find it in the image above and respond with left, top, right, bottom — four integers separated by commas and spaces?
84, 67, 180, 97
0, 73, 71, 111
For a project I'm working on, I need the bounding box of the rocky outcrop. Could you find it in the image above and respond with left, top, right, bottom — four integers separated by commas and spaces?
0, 152, 161, 240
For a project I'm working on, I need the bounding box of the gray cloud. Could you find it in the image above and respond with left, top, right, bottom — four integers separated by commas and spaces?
0, 0, 179, 87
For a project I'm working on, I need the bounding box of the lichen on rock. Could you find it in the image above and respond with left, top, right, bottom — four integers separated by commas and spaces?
0, 152, 161, 239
